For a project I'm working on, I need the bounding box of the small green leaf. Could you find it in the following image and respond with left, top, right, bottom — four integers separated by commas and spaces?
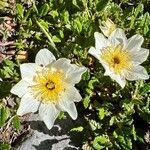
140, 83, 150, 95
132, 125, 137, 141
134, 4, 143, 17
39, 4, 49, 17
98, 108, 105, 120
93, 136, 111, 150
72, 0, 80, 8
39, 19, 49, 30
0, 142, 11, 150
59, 30, 64, 38
58, 112, 66, 119
16, 3, 24, 18
52, 35, 61, 43
12, 116, 21, 130
63, 11, 69, 24
0, 81, 12, 98
70, 126, 83, 132
113, 131, 118, 138
51, 10, 59, 18
73, 18, 82, 33
109, 116, 115, 126
0, 107, 9, 127
96, 0, 109, 11
83, 96, 90, 108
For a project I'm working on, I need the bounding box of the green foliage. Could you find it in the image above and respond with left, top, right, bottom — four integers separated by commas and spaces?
70, 126, 84, 132
0, 107, 10, 127
0, 142, 11, 150
93, 135, 112, 149
12, 116, 21, 131
0, 0, 150, 149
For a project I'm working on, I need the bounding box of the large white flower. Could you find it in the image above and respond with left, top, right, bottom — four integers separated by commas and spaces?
89, 29, 149, 88
11, 49, 86, 129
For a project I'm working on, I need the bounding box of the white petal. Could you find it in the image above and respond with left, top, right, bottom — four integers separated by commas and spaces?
11, 80, 29, 97
65, 66, 87, 84
35, 48, 56, 66
51, 58, 87, 84
100, 26, 111, 37
58, 96, 77, 120
65, 85, 82, 102
17, 94, 40, 116
39, 103, 59, 130
126, 34, 144, 52
110, 73, 126, 88
88, 47, 101, 60
20, 63, 40, 82
51, 58, 71, 71
100, 26, 108, 36
94, 32, 109, 50
130, 48, 149, 65
102, 63, 126, 88
126, 65, 149, 81
100, 62, 112, 76
108, 28, 127, 46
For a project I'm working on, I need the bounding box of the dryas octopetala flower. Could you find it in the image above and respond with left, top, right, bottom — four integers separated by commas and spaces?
100, 18, 117, 37
89, 29, 149, 88
11, 49, 86, 129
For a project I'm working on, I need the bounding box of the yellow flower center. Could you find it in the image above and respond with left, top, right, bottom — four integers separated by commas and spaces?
100, 44, 132, 74
46, 80, 55, 90
30, 68, 65, 103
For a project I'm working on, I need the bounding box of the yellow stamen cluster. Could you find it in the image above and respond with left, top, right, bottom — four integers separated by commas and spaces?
101, 44, 132, 74
31, 68, 65, 103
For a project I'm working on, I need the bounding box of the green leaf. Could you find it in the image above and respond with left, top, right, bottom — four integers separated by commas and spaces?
72, 0, 80, 8
50, 10, 59, 18
83, 96, 90, 108
73, 18, 82, 33
62, 11, 69, 24
12, 116, 21, 130
16, 3, 24, 18
88, 77, 98, 90
0, 107, 9, 127
52, 35, 61, 43
134, 4, 143, 17
93, 136, 111, 150
109, 116, 115, 126
0, 142, 11, 150
58, 112, 66, 119
113, 131, 118, 138
39, 4, 49, 17
39, 19, 49, 30
0, 81, 12, 98
59, 30, 64, 38
70, 126, 83, 132
139, 83, 150, 95
98, 108, 105, 120
132, 125, 137, 141
96, 0, 109, 11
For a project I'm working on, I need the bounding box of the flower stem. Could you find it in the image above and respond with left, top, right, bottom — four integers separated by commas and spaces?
35, 17, 60, 56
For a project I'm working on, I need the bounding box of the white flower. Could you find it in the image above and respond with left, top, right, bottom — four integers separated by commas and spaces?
100, 18, 116, 37
89, 29, 149, 88
11, 49, 86, 129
